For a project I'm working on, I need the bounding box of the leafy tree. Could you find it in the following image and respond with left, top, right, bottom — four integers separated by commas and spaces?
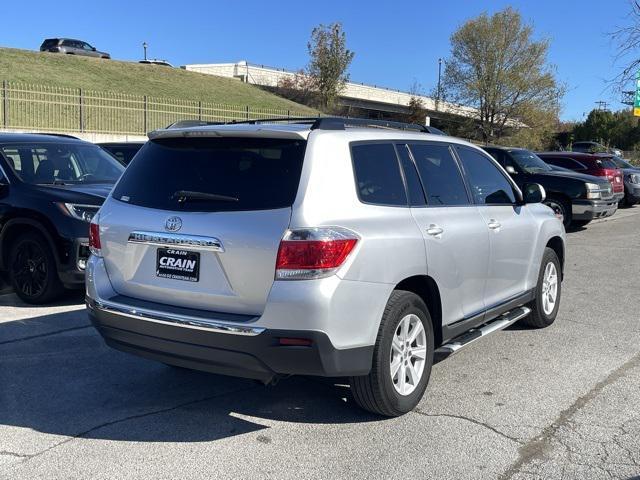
405, 81, 427, 124
307, 23, 355, 110
441, 7, 564, 142
572, 108, 640, 150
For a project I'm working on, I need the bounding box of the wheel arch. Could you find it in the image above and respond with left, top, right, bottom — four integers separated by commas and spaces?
394, 275, 443, 347
545, 236, 565, 279
0, 218, 61, 270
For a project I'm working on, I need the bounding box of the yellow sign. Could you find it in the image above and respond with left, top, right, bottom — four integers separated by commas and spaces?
634, 107, 640, 117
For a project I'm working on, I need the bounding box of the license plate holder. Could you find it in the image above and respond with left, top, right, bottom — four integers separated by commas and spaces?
156, 248, 200, 282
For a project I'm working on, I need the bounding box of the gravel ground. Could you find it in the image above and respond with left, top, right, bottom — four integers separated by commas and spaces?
1, 208, 639, 480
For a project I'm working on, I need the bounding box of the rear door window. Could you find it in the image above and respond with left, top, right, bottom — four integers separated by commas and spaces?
351, 143, 407, 206
112, 137, 306, 212
456, 146, 516, 205
408, 143, 470, 206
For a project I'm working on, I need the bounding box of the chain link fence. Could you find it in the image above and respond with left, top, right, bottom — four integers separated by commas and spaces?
0, 81, 312, 135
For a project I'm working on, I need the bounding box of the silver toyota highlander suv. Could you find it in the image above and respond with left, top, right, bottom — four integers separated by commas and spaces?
86, 117, 565, 417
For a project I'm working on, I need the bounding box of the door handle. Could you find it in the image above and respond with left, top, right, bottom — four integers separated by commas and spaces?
426, 224, 444, 236
488, 219, 501, 230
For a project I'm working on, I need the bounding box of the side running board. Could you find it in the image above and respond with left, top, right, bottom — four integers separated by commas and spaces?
435, 306, 531, 357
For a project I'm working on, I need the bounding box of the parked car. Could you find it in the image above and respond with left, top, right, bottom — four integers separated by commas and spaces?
40, 38, 110, 59
139, 59, 173, 67
537, 152, 625, 205
0, 133, 124, 303
611, 156, 640, 206
86, 117, 565, 417
483, 146, 617, 228
97, 142, 145, 166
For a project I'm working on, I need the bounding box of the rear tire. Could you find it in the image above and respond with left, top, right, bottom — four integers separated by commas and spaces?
350, 290, 434, 417
9, 232, 63, 304
522, 248, 561, 329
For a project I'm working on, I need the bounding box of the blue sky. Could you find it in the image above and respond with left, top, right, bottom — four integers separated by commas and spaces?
2, 0, 635, 120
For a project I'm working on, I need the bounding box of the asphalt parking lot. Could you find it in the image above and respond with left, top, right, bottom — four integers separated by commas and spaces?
1, 209, 640, 480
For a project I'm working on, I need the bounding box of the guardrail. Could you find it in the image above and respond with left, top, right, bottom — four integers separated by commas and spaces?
0, 81, 311, 135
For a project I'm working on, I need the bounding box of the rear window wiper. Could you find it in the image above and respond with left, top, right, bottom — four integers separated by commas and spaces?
172, 190, 239, 203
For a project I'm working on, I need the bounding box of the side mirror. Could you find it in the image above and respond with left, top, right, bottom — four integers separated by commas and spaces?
505, 165, 517, 175
92, 47, 96, 51
523, 183, 546, 204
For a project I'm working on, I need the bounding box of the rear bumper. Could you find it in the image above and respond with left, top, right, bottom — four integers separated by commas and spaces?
87, 297, 373, 383
626, 184, 640, 202
613, 191, 625, 202
572, 199, 618, 221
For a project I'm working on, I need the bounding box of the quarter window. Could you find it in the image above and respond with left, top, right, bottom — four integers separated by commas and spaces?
456, 147, 516, 205
351, 143, 407, 206
408, 143, 470, 206
396, 145, 426, 206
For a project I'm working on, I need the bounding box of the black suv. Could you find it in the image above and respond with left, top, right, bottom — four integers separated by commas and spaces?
0, 133, 123, 303
483, 146, 617, 228
97, 141, 145, 166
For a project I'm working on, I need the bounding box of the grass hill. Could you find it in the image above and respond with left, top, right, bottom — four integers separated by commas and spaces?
0, 47, 315, 112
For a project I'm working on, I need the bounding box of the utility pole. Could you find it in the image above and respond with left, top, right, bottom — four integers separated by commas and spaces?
142, 42, 148, 61
595, 100, 609, 111
436, 58, 442, 111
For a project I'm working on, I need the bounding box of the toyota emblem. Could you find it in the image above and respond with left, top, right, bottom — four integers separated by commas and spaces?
165, 216, 182, 232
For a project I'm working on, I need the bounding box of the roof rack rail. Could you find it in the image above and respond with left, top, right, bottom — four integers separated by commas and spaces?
223, 116, 444, 134
166, 120, 225, 129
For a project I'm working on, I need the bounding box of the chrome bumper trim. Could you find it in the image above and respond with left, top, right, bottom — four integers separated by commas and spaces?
87, 298, 264, 336
127, 231, 224, 252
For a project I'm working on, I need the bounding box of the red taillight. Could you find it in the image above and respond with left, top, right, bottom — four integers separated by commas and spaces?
89, 221, 101, 256
275, 228, 359, 280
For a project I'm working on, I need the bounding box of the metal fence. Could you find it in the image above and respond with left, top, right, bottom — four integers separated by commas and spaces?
0, 81, 312, 135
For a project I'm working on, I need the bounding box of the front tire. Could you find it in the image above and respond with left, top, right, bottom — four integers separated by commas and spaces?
9, 232, 63, 304
350, 290, 434, 417
544, 196, 572, 228
522, 247, 561, 328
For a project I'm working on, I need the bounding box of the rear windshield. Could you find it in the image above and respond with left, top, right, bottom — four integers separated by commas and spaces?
41, 39, 59, 49
112, 137, 306, 212
596, 158, 617, 169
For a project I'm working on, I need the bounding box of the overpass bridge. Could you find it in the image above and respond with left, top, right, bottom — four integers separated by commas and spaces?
183, 61, 476, 126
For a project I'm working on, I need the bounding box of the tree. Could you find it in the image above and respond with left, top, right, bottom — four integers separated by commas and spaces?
441, 8, 563, 142
405, 81, 427, 124
307, 23, 355, 110
572, 108, 640, 150
276, 70, 320, 107
610, 1, 640, 87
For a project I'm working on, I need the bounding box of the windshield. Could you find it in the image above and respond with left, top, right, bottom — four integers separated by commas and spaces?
1, 142, 124, 185
509, 150, 552, 173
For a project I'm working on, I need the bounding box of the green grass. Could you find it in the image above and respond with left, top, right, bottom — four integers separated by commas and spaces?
0, 47, 316, 113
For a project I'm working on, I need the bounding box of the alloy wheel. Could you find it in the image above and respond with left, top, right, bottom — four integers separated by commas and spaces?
390, 314, 427, 396
541, 262, 558, 315
11, 241, 47, 298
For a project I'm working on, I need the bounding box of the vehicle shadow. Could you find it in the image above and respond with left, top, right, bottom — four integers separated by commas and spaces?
0, 309, 381, 446
0, 288, 84, 308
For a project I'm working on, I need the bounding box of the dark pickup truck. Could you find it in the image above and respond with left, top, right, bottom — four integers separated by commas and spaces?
483, 146, 617, 228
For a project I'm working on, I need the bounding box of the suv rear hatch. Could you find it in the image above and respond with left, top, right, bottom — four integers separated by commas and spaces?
99, 133, 307, 315
593, 157, 624, 195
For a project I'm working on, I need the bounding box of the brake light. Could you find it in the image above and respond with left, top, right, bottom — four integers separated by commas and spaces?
275, 227, 359, 280
89, 219, 101, 257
